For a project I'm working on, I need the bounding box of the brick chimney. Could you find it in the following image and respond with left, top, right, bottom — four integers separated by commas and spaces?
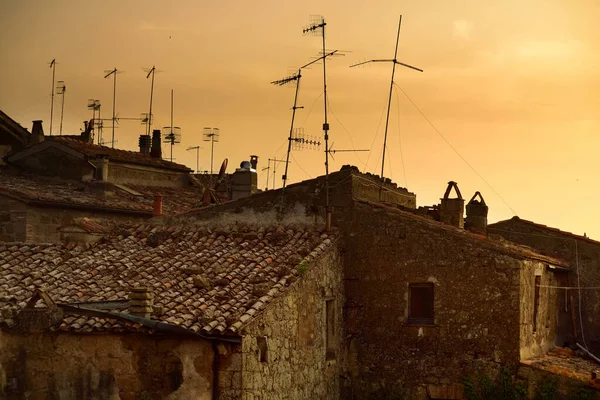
95, 155, 109, 181
30, 120, 45, 144
439, 181, 464, 229
465, 191, 488, 234
139, 134, 151, 155
150, 130, 162, 159
250, 155, 258, 170
129, 287, 154, 319
153, 193, 163, 217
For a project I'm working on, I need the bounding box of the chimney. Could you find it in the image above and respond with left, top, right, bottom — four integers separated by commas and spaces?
153, 193, 163, 217
129, 287, 154, 319
232, 161, 257, 200
139, 134, 151, 155
465, 191, 488, 234
30, 120, 45, 144
95, 156, 109, 181
439, 181, 464, 228
250, 155, 258, 170
150, 130, 162, 159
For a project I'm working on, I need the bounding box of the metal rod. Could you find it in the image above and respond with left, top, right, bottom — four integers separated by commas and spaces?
98, 105, 102, 145
112, 70, 117, 148
147, 66, 155, 137
321, 20, 330, 211
210, 135, 214, 175
379, 15, 403, 201
282, 70, 301, 195
49, 59, 56, 136
59, 87, 65, 135
196, 147, 199, 173
170, 89, 174, 162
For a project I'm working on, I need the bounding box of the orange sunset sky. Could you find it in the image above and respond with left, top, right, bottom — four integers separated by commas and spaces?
1, 1, 598, 237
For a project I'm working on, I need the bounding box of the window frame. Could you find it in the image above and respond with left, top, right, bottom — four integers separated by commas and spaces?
407, 282, 435, 325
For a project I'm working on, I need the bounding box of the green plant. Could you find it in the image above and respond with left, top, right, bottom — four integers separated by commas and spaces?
296, 260, 310, 275
533, 377, 557, 400
465, 368, 527, 400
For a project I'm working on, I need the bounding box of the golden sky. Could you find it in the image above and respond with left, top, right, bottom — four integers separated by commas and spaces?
1, 1, 599, 237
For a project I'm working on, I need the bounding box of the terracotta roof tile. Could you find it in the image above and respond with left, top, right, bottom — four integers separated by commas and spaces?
0, 224, 337, 336
49, 137, 191, 172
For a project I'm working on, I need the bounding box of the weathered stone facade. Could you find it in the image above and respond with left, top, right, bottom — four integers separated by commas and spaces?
240, 244, 344, 400
489, 217, 600, 354
0, 331, 227, 400
334, 202, 566, 399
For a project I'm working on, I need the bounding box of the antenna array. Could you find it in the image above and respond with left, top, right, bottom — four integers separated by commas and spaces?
203, 127, 220, 174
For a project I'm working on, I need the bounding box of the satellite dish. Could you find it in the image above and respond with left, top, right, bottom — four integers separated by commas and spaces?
202, 158, 229, 206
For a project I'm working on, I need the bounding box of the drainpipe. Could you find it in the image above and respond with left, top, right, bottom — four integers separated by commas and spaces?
212, 342, 220, 400
153, 193, 163, 217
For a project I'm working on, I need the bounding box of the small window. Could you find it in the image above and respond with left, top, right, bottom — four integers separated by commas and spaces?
408, 283, 434, 324
326, 299, 335, 360
533, 276, 541, 332
257, 337, 268, 362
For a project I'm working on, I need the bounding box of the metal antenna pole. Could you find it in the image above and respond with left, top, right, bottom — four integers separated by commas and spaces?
321, 21, 331, 212
170, 89, 174, 162
380, 16, 403, 200
211, 136, 214, 175
49, 59, 56, 136
196, 147, 199, 173
98, 105, 102, 144
112, 70, 116, 148
282, 70, 301, 193
350, 15, 423, 201
147, 66, 156, 137
59, 84, 66, 135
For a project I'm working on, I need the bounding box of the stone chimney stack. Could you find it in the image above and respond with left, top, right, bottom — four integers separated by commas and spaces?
150, 130, 162, 159
250, 155, 258, 170
153, 193, 163, 217
465, 191, 488, 234
232, 160, 258, 200
139, 134, 151, 155
30, 120, 45, 144
439, 181, 465, 229
129, 287, 154, 319
96, 156, 109, 181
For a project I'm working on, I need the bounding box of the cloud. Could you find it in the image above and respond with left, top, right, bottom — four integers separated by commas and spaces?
452, 19, 474, 40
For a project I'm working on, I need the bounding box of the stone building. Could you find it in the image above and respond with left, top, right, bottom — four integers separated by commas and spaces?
489, 217, 600, 355
0, 218, 343, 399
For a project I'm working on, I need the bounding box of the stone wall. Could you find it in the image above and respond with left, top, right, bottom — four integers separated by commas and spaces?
0, 330, 241, 400
0, 195, 27, 242
240, 241, 344, 400
0, 195, 147, 243
336, 203, 560, 399
489, 218, 600, 354
519, 261, 566, 360
106, 162, 189, 188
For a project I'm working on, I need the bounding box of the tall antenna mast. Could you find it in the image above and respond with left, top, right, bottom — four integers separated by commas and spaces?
186, 146, 201, 173
48, 59, 56, 136
271, 50, 338, 199
56, 81, 66, 135
303, 15, 336, 227
143, 66, 162, 137
268, 158, 289, 190
162, 90, 182, 162
103, 68, 122, 148
203, 127, 220, 174
350, 15, 423, 200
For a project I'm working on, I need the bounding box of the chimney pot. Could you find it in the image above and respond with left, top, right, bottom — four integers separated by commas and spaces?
153, 193, 163, 217
439, 181, 465, 228
139, 134, 151, 155
30, 120, 45, 144
150, 130, 162, 159
465, 191, 488, 234
129, 287, 154, 319
250, 155, 258, 170
96, 156, 109, 182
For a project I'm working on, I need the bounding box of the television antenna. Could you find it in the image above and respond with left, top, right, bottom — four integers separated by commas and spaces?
326, 142, 369, 161
203, 127, 220, 174
267, 158, 290, 190
162, 90, 181, 162
202, 158, 228, 205
186, 145, 202, 173
48, 59, 56, 136
56, 81, 66, 135
303, 15, 342, 215
143, 65, 163, 137
271, 49, 338, 196
350, 15, 423, 200
103, 67, 124, 148
87, 99, 102, 144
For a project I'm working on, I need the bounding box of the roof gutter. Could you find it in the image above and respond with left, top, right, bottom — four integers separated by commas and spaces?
58, 303, 241, 344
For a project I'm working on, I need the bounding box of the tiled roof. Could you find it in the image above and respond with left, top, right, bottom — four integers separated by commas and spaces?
355, 201, 570, 268
48, 137, 191, 172
522, 347, 600, 389
489, 216, 600, 246
0, 109, 30, 144
0, 171, 203, 215
0, 223, 337, 336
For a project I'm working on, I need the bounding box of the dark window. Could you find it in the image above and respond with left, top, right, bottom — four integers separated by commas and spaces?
326, 299, 335, 360
408, 283, 434, 324
257, 337, 268, 362
533, 276, 541, 332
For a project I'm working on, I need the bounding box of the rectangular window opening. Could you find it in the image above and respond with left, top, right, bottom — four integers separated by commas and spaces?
326, 299, 335, 360
408, 283, 434, 325
257, 336, 268, 363
533, 276, 541, 332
